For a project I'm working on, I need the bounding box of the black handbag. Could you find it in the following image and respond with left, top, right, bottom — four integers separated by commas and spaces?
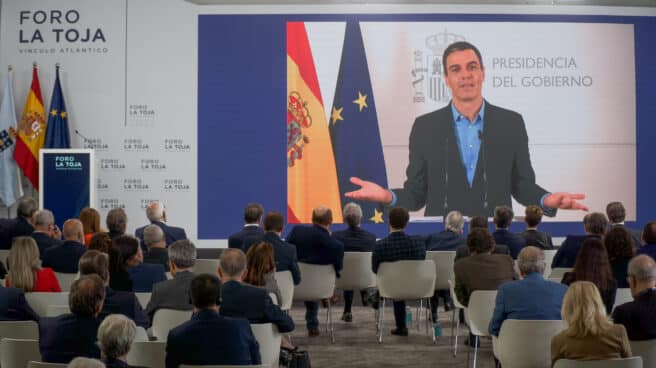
281, 349, 311, 368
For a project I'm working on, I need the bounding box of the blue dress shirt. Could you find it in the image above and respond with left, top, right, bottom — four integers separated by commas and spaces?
451, 102, 485, 187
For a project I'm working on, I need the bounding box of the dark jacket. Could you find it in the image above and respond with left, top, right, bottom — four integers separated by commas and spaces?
39, 313, 101, 363
103, 358, 145, 368
372, 231, 426, 274
31, 232, 64, 259
101, 287, 150, 328
552, 234, 602, 268
143, 247, 169, 271
0, 286, 39, 322
287, 224, 344, 275
425, 230, 465, 251
128, 263, 167, 292
455, 243, 511, 261
0, 216, 34, 249
262, 232, 301, 285
42, 240, 87, 273
135, 221, 187, 251
612, 288, 656, 341
228, 225, 264, 250
220, 280, 294, 333
521, 229, 554, 250
332, 226, 377, 252
493, 229, 527, 259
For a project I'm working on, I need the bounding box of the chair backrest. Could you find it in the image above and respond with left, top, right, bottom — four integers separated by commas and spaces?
193, 259, 220, 276
334, 252, 376, 291
465, 290, 498, 337
425, 251, 456, 290
293, 263, 336, 301
135, 292, 152, 309
614, 288, 633, 311
543, 249, 557, 277
548, 268, 572, 280
27, 362, 67, 368
448, 279, 467, 310
250, 323, 281, 368
25, 292, 70, 316
268, 293, 278, 306
273, 271, 294, 311
135, 327, 149, 342
553, 357, 643, 368
0, 321, 39, 340
45, 305, 70, 317
497, 319, 567, 368
376, 260, 436, 300
630, 340, 656, 368
150, 309, 193, 341
127, 341, 166, 368
1, 338, 40, 368
54, 272, 79, 291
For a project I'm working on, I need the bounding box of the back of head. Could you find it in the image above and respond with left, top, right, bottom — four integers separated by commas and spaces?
524, 205, 543, 228
112, 235, 140, 265
244, 241, 275, 286
573, 238, 614, 290
263, 211, 284, 233
88, 232, 112, 254
583, 212, 608, 235
343, 202, 363, 228
106, 208, 127, 235
97, 314, 136, 359
628, 255, 656, 284
494, 205, 513, 229
388, 207, 409, 230
79, 207, 101, 234
606, 201, 626, 224
604, 227, 635, 262
219, 248, 247, 279
78, 250, 110, 282
517, 246, 545, 275
445, 211, 464, 233
16, 197, 37, 219
312, 206, 333, 227
561, 281, 611, 337
146, 201, 165, 222
67, 357, 106, 368
169, 239, 197, 269
8, 237, 40, 291
470, 216, 488, 230
466, 228, 494, 254
642, 221, 656, 244
191, 274, 221, 309
70, 274, 106, 317
63, 219, 84, 241
143, 224, 164, 248
33, 209, 55, 230
244, 203, 264, 224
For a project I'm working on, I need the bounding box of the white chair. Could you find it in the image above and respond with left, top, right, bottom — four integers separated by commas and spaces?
448, 279, 467, 357
135, 292, 151, 309
0, 321, 39, 340
425, 251, 456, 291
54, 272, 79, 291
135, 327, 149, 342
250, 323, 281, 368
465, 290, 498, 368
45, 305, 70, 317
548, 268, 572, 281
496, 319, 566, 368
273, 271, 294, 312
630, 339, 656, 368
335, 251, 376, 291
1, 338, 40, 368
193, 259, 221, 276
268, 293, 278, 306
127, 341, 166, 368
553, 357, 643, 368
27, 362, 67, 368
293, 263, 336, 343
614, 288, 633, 311
543, 249, 557, 277
26, 292, 69, 316
376, 260, 436, 343
150, 309, 193, 341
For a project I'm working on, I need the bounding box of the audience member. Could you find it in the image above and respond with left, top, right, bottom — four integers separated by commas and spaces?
607, 201, 642, 246
0, 197, 37, 249
372, 207, 426, 337
425, 210, 465, 251
469, 216, 489, 231
79, 207, 104, 246
89, 232, 112, 254
332, 203, 377, 322
68, 357, 106, 368
488, 246, 567, 336
551, 281, 631, 366
521, 205, 554, 249
260, 211, 300, 285
145, 240, 196, 319
287, 206, 344, 337
39, 275, 105, 363
561, 238, 617, 314
244, 242, 283, 305
228, 203, 264, 250
97, 314, 140, 368
106, 208, 127, 239
42, 219, 87, 273
30, 209, 63, 257
552, 212, 607, 268
6, 236, 60, 292
612, 255, 656, 341
605, 227, 636, 288
78, 250, 150, 328
455, 216, 510, 261
142, 224, 169, 271
637, 222, 656, 260
113, 235, 166, 292
0, 284, 39, 321
165, 274, 261, 368
135, 201, 187, 250
491, 205, 526, 259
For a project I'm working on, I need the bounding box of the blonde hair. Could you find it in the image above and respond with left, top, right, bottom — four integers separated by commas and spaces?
561, 281, 613, 338
8, 237, 41, 291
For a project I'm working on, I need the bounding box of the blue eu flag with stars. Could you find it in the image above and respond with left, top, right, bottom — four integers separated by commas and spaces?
44, 66, 70, 148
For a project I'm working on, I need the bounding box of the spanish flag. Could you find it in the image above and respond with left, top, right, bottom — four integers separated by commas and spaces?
13, 65, 46, 190
287, 22, 342, 223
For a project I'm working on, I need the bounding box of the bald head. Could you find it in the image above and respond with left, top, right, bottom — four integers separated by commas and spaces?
312, 206, 333, 227
219, 248, 247, 280
628, 255, 656, 282
63, 219, 84, 242
517, 246, 545, 276
146, 201, 165, 222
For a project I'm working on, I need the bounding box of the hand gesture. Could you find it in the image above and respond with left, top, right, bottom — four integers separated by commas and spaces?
543, 192, 588, 211
344, 177, 393, 205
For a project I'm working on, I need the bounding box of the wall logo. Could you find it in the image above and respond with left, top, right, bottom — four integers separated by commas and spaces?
100, 198, 124, 209
411, 30, 464, 103
164, 178, 190, 192
100, 158, 125, 170
123, 178, 150, 191
123, 138, 149, 151
96, 178, 109, 191
140, 159, 166, 171
84, 137, 109, 150
54, 155, 83, 170
164, 138, 191, 152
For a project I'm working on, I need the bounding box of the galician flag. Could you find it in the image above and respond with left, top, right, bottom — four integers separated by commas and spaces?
0, 68, 23, 206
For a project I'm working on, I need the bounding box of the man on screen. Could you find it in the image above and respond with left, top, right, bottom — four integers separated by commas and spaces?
345, 41, 587, 217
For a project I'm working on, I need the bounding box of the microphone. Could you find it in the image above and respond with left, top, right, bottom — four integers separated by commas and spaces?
478, 129, 489, 210
444, 136, 449, 212
75, 129, 90, 142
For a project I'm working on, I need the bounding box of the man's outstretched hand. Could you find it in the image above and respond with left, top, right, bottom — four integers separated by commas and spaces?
344, 177, 393, 205
543, 192, 589, 211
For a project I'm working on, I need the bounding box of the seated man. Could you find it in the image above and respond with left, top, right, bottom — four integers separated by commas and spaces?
0, 286, 39, 321
135, 201, 187, 250
607, 201, 643, 247
521, 205, 554, 250
42, 219, 87, 273
372, 207, 426, 337
637, 222, 656, 260
552, 212, 607, 268
97, 314, 139, 368
142, 224, 169, 271
78, 250, 150, 328
492, 205, 526, 259
0, 197, 36, 249
488, 246, 567, 336
455, 216, 510, 261
30, 209, 63, 258
228, 203, 264, 250
39, 275, 105, 363
218, 248, 294, 333
612, 254, 656, 340
106, 208, 128, 239
165, 274, 261, 368
425, 210, 466, 251
260, 211, 301, 285
145, 240, 197, 319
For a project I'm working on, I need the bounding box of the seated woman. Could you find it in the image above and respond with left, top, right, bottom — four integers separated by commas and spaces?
561, 238, 617, 314
79, 207, 105, 247
604, 227, 636, 288
245, 241, 282, 304
112, 235, 166, 292
6, 236, 61, 292
89, 232, 112, 255
551, 281, 631, 366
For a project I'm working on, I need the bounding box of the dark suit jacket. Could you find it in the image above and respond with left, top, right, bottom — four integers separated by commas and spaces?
143, 247, 169, 271
610, 224, 643, 247
101, 287, 150, 328
261, 232, 301, 285
0, 216, 34, 249
453, 253, 515, 306
612, 288, 656, 340
228, 225, 264, 250
287, 224, 344, 275
425, 230, 465, 251
165, 309, 261, 368
522, 229, 554, 249
0, 286, 39, 321
455, 243, 510, 261
135, 221, 187, 250
39, 313, 101, 363
42, 240, 87, 273
372, 231, 426, 274
128, 263, 167, 292
391, 101, 553, 217
637, 243, 656, 262
220, 280, 294, 333
145, 270, 195, 319
493, 229, 526, 259
103, 358, 145, 368
31, 232, 64, 259
332, 226, 377, 252
551, 234, 602, 268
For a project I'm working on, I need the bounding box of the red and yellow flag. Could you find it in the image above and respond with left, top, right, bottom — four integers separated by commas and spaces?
13, 65, 46, 190
287, 22, 342, 223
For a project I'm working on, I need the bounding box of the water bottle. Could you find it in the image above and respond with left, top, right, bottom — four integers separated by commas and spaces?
434, 320, 442, 337
405, 306, 413, 325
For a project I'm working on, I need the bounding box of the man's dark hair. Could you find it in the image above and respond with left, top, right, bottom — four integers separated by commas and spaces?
643, 221, 656, 244
470, 216, 488, 230
494, 206, 514, 229
191, 274, 221, 309
388, 207, 410, 230
442, 41, 484, 75
78, 250, 110, 282
244, 203, 264, 224
112, 235, 140, 264
466, 228, 494, 254
606, 202, 626, 224
17, 197, 38, 219
312, 207, 333, 227
106, 208, 127, 234
524, 205, 543, 228
263, 211, 284, 232
70, 274, 105, 317
583, 212, 608, 235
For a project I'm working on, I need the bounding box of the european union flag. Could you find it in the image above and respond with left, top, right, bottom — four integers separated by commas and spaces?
44, 66, 70, 148
329, 22, 388, 224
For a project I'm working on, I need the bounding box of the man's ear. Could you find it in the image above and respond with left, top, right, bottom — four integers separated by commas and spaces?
217, 268, 224, 279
